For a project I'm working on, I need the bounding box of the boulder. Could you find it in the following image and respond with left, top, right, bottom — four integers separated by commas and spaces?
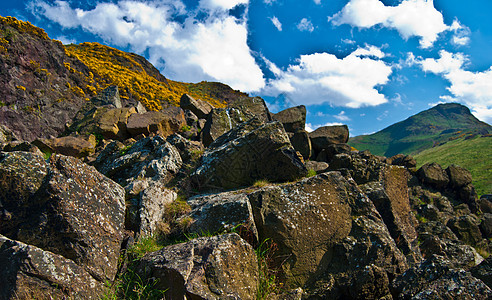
0, 125, 19, 144
309, 125, 349, 151
127, 108, 185, 137
166, 133, 204, 162
91, 85, 122, 108
329, 150, 387, 185
290, 129, 312, 160
447, 215, 483, 246
248, 171, 407, 290
446, 164, 473, 188
417, 162, 449, 189
0, 235, 103, 299
193, 119, 307, 190
33, 136, 95, 158
180, 94, 213, 119
201, 97, 271, 146
480, 213, 492, 238
305, 161, 329, 174
0, 152, 126, 282
315, 144, 352, 163
272, 105, 306, 132
479, 196, 492, 214
127, 180, 177, 238
185, 192, 258, 244
96, 136, 182, 187
388, 154, 417, 169
391, 255, 492, 299
361, 166, 421, 264
3, 141, 43, 155
136, 233, 258, 300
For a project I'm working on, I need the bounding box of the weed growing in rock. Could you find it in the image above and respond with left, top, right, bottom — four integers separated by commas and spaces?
307, 169, 317, 177
256, 238, 281, 299
253, 179, 270, 188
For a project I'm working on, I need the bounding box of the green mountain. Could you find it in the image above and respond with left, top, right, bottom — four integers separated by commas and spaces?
348, 103, 492, 157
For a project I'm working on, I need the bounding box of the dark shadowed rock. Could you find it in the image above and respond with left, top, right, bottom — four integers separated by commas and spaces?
0, 235, 103, 300
0, 125, 18, 144
96, 136, 182, 187
480, 213, 492, 238
230, 96, 271, 123
391, 255, 492, 299
417, 162, 450, 189
193, 119, 307, 190
33, 136, 95, 158
446, 164, 473, 188
388, 154, 417, 169
185, 192, 258, 245
290, 129, 312, 160
0, 152, 125, 282
479, 196, 492, 214
471, 256, 492, 289
329, 151, 387, 185
3, 141, 43, 155
136, 233, 258, 300
180, 93, 213, 119
447, 215, 483, 246
166, 133, 203, 162
316, 144, 352, 163
273, 105, 306, 132
309, 125, 349, 151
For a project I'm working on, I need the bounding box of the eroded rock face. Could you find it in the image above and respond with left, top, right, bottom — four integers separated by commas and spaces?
0, 152, 126, 282
0, 235, 103, 300
33, 136, 95, 158
417, 162, 450, 189
136, 233, 258, 300
127, 109, 185, 137
193, 119, 307, 190
446, 164, 473, 188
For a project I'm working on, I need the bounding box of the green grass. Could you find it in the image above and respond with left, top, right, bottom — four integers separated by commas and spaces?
414, 136, 491, 196
256, 239, 281, 299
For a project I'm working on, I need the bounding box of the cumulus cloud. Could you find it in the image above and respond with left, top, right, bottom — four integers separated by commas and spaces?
270, 16, 282, 31
418, 50, 492, 123
449, 20, 470, 46
329, 0, 449, 48
262, 45, 393, 108
334, 111, 351, 121
31, 0, 264, 92
297, 18, 314, 32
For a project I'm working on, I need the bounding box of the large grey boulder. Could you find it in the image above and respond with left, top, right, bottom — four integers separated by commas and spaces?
446, 164, 473, 188
91, 85, 122, 108
272, 105, 306, 132
33, 136, 96, 158
127, 108, 186, 137
0, 152, 126, 282
185, 192, 258, 244
192, 118, 307, 190
0, 235, 103, 299
180, 93, 213, 119
417, 162, 450, 189
309, 125, 349, 152
95, 136, 182, 187
290, 129, 312, 160
136, 233, 258, 300
248, 171, 408, 292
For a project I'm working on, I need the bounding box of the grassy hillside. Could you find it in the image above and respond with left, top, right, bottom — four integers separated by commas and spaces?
414, 135, 492, 196
349, 103, 492, 157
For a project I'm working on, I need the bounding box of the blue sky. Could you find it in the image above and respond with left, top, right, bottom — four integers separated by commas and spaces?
1, 0, 491, 136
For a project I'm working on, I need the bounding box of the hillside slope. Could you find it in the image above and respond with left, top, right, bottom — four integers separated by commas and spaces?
414, 135, 492, 196
0, 16, 244, 141
349, 103, 492, 157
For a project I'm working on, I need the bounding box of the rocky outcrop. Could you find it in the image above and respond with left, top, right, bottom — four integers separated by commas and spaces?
0, 152, 125, 282
136, 233, 259, 299
193, 118, 307, 190
290, 129, 312, 160
417, 162, 450, 189
0, 235, 103, 299
127, 108, 186, 137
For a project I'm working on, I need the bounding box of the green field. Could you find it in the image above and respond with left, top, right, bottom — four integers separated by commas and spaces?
414, 135, 492, 196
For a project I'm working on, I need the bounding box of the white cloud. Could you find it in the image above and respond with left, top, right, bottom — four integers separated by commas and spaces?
297, 18, 314, 32
418, 50, 492, 123
334, 111, 351, 121
314, 0, 322, 4
450, 20, 470, 46
351, 44, 385, 58
262, 46, 393, 108
32, 0, 264, 92
270, 16, 282, 31
306, 122, 345, 132
329, 0, 449, 48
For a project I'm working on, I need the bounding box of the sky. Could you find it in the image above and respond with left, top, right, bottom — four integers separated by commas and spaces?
1, 0, 491, 136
